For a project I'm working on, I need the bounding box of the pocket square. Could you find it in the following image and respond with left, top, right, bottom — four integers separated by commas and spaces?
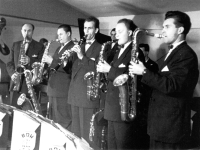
32, 54, 38, 57
118, 63, 126, 68
161, 65, 169, 72
90, 58, 95, 61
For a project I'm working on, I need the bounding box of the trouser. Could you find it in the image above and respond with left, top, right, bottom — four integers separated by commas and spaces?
49, 96, 72, 130
107, 120, 137, 150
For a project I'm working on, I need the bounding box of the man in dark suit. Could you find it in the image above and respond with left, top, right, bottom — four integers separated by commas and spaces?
97, 18, 144, 150
129, 11, 199, 149
139, 43, 158, 72
104, 28, 119, 64
67, 16, 102, 144
7, 23, 44, 109
42, 24, 76, 130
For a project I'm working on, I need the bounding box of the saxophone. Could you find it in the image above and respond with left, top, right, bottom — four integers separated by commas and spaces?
10, 39, 29, 92
17, 69, 42, 114
89, 109, 104, 142
32, 39, 58, 85
113, 28, 164, 122
84, 42, 109, 101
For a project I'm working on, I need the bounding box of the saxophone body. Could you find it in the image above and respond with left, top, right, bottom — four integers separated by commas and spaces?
10, 40, 29, 92
84, 42, 109, 101
32, 40, 57, 85
113, 28, 143, 122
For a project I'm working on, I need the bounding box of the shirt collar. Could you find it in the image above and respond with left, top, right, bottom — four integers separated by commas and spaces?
170, 40, 185, 50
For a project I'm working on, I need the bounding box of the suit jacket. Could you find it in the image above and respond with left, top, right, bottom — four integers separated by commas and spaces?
47, 41, 77, 97
104, 42, 145, 122
7, 39, 44, 93
142, 42, 199, 143
68, 40, 101, 108
104, 42, 119, 64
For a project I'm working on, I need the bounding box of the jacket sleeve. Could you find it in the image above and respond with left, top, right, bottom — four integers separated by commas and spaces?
142, 50, 199, 96
6, 43, 16, 76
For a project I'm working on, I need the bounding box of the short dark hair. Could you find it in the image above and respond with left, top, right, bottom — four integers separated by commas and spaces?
165, 11, 191, 36
58, 24, 72, 35
85, 16, 99, 29
39, 38, 48, 44
139, 43, 149, 52
117, 19, 137, 35
22, 23, 35, 31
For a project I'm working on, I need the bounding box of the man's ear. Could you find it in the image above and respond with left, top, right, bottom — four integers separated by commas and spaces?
178, 27, 184, 34
128, 30, 133, 36
67, 32, 71, 37
95, 28, 99, 34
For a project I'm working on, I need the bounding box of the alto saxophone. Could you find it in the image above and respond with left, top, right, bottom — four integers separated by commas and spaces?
17, 69, 42, 114
113, 28, 164, 122
32, 39, 58, 85
10, 39, 29, 92
84, 41, 109, 101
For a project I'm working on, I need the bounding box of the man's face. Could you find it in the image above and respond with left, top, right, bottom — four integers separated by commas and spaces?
116, 22, 131, 45
57, 28, 70, 44
84, 21, 98, 41
162, 18, 180, 45
110, 30, 116, 41
21, 24, 33, 41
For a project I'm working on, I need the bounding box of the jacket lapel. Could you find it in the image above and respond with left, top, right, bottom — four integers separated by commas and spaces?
112, 42, 132, 67
159, 42, 186, 71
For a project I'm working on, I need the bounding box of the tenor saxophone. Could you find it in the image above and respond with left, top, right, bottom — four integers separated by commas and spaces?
113, 28, 164, 122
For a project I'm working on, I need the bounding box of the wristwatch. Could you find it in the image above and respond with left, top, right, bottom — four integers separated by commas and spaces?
142, 68, 147, 75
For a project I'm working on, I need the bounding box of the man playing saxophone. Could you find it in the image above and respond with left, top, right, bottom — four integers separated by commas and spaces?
42, 24, 77, 130
7, 23, 44, 109
97, 19, 145, 150
6, 23, 44, 144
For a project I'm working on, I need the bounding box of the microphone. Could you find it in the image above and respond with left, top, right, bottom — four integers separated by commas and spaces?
145, 30, 164, 39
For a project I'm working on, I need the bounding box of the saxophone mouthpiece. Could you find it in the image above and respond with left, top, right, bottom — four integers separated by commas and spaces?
145, 30, 164, 39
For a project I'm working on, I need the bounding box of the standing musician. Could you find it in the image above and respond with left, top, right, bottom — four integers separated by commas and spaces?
104, 28, 119, 64
6, 23, 44, 109
97, 18, 145, 150
67, 16, 102, 146
42, 24, 76, 130
129, 11, 199, 149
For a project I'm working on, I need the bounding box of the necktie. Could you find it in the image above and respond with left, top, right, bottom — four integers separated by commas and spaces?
164, 45, 173, 61
118, 46, 125, 58
86, 41, 92, 45
118, 44, 124, 49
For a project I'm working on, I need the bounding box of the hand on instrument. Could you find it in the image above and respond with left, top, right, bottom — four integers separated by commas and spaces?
17, 93, 26, 106
71, 45, 83, 59
129, 61, 146, 75
11, 72, 19, 82
42, 54, 53, 65
97, 60, 111, 73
